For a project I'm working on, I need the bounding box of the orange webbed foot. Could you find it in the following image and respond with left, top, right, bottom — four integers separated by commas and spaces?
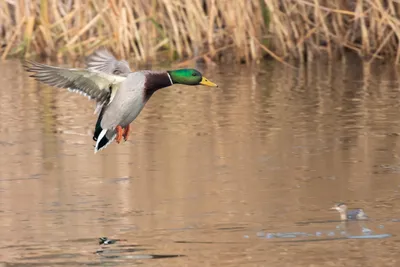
123, 124, 130, 141
116, 125, 123, 144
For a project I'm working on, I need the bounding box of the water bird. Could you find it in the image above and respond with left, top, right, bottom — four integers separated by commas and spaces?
23, 49, 218, 153
331, 203, 368, 221
99, 237, 126, 245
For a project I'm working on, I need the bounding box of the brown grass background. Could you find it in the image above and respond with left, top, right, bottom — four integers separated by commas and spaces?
1, 0, 400, 64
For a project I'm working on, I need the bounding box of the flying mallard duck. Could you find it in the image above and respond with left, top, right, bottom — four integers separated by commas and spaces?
23, 49, 218, 153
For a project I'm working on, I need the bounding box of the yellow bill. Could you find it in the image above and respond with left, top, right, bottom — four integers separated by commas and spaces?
200, 77, 218, 87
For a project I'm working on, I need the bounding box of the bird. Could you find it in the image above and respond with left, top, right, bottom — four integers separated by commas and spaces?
98, 237, 126, 245
331, 203, 368, 221
23, 49, 218, 153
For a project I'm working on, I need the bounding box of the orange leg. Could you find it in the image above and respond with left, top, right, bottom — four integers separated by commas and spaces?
116, 125, 124, 144
123, 124, 130, 141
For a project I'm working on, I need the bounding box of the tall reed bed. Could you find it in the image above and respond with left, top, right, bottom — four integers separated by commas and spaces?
1, 0, 400, 64
265, 0, 400, 64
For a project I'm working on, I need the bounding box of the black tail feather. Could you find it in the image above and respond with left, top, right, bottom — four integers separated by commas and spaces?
93, 107, 105, 141
97, 135, 110, 151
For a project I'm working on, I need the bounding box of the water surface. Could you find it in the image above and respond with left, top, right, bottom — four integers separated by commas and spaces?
0, 56, 400, 266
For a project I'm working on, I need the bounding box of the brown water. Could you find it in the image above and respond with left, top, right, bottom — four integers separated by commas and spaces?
1, 56, 400, 266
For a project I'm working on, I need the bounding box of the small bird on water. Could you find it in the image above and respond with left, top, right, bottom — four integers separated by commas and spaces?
331, 203, 368, 221
98, 237, 126, 245
23, 49, 218, 153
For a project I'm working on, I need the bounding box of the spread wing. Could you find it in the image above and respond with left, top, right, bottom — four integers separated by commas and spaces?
86, 48, 132, 75
23, 60, 126, 105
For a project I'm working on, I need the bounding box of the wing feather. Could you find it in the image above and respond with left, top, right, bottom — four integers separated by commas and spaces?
86, 48, 132, 75
84, 48, 132, 113
23, 60, 125, 103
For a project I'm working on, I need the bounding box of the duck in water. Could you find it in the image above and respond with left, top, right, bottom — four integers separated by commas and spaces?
331, 203, 368, 221
99, 237, 126, 245
23, 49, 218, 153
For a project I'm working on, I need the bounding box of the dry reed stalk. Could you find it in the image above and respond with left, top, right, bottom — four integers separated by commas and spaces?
1, 16, 25, 60
1, 0, 400, 64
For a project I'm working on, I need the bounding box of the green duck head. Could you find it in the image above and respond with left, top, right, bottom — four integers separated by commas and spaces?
167, 69, 218, 87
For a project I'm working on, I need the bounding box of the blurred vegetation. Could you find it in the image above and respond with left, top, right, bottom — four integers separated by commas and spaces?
1, 0, 400, 65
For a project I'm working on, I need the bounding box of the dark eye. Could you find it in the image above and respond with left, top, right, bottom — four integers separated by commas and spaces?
192, 72, 198, 76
